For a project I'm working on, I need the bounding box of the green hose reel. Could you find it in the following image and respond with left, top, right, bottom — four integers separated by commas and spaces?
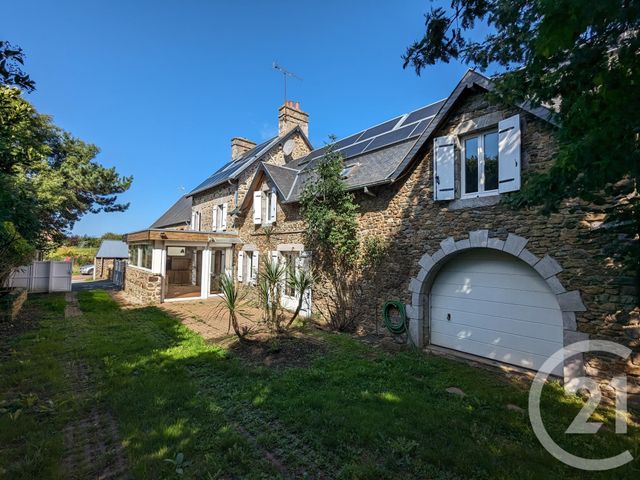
382, 300, 407, 335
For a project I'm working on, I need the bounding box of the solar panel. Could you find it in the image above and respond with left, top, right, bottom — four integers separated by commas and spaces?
410, 119, 430, 136
402, 101, 443, 125
297, 99, 445, 168
363, 124, 415, 152
337, 139, 373, 159
334, 132, 363, 149
189, 136, 278, 194
357, 116, 402, 142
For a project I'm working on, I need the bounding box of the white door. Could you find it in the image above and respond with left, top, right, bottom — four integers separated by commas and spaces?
430, 249, 563, 375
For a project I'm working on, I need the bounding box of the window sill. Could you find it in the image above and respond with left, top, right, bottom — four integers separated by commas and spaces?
447, 195, 501, 211
460, 190, 499, 200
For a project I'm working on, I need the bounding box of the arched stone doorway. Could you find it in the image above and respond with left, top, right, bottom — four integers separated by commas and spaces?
406, 230, 588, 384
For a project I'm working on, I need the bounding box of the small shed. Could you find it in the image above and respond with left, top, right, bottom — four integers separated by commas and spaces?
94, 240, 128, 279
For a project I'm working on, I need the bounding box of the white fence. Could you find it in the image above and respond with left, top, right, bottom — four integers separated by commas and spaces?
6, 260, 72, 292
112, 259, 126, 288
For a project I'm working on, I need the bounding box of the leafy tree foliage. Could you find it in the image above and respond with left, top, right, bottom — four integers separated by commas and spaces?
0, 87, 132, 246
0, 41, 35, 92
300, 142, 362, 331
403, 0, 639, 274
300, 141, 359, 265
0, 61, 131, 282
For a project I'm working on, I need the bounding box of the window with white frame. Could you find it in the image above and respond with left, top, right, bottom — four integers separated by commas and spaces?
281, 251, 297, 297
129, 243, 152, 270
433, 114, 522, 201
264, 190, 277, 224
462, 131, 499, 197
237, 250, 258, 284
140, 244, 152, 269
129, 245, 139, 265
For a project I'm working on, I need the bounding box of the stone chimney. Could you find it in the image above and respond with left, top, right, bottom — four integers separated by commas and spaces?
231, 137, 256, 161
278, 100, 309, 137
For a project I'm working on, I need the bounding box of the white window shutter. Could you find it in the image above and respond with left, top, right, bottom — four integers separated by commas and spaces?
270, 250, 280, 266
433, 136, 455, 200
190, 211, 196, 231
270, 191, 277, 223
237, 251, 244, 282
212, 206, 218, 232
498, 114, 521, 193
222, 203, 228, 230
251, 251, 259, 284
253, 191, 262, 224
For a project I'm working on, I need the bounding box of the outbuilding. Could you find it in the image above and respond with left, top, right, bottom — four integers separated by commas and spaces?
94, 240, 129, 280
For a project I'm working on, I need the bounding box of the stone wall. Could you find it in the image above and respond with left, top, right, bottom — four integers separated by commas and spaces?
236, 176, 306, 255
226, 88, 638, 400
192, 131, 310, 233
123, 265, 162, 304
348, 89, 638, 401
94, 257, 115, 279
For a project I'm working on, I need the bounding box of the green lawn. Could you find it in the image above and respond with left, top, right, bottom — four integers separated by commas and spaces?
0, 291, 638, 479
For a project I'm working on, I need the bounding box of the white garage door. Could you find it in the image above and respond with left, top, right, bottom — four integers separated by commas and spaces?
430, 249, 563, 375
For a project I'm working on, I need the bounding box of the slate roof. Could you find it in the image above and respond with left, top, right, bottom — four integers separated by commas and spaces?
187, 126, 309, 197
95, 240, 129, 258
248, 99, 447, 204
262, 164, 300, 199
249, 70, 556, 206
150, 195, 192, 229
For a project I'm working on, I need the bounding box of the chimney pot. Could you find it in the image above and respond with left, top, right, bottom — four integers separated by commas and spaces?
278, 100, 309, 137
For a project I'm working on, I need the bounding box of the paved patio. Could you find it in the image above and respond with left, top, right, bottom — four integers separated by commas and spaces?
159, 298, 268, 343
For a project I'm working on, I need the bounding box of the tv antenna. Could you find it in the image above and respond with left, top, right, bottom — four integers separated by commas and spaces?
273, 62, 302, 103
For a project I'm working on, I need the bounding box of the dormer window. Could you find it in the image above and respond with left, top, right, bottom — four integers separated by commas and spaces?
254, 189, 277, 225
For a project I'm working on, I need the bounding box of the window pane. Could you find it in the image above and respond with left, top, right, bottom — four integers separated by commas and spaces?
283, 252, 296, 297
484, 132, 499, 191
141, 245, 152, 269
129, 246, 139, 266
464, 137, 479, 194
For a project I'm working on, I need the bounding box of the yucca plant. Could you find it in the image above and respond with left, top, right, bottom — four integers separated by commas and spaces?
216, 273, 250, 340
285, 267, 315, 329
257, 258, 286, 332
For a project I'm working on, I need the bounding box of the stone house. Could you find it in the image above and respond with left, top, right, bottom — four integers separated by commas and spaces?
125, 70, 638, 400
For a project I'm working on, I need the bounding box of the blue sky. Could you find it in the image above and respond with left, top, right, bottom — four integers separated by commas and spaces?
5, 0, 474, 236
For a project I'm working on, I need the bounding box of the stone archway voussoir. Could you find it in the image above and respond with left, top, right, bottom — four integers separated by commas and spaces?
407, 230, 588, 374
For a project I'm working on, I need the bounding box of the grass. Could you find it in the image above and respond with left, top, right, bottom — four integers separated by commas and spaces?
1, 291, 639, 479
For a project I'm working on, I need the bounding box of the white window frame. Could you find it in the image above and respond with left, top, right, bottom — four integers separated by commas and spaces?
265, 190, 276, 224
281, 251, 298, 299
242, 250, 255, 285
460, 130, 500, 199
128, 243, 153, 272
